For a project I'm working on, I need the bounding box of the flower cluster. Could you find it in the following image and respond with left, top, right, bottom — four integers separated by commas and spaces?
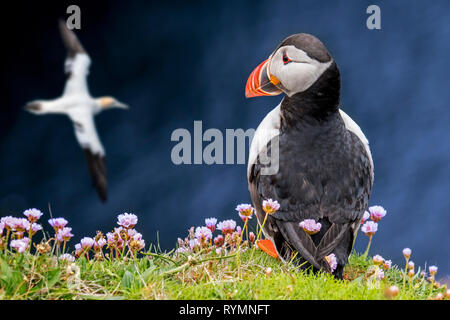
371, 254, 391, 273
176, 199, 282, 263
360, 205, 387, 257
360, 205, 387, 237
49, 218, 73, 251
368, 247, 445, 299
83, 213, 146, 260
1, 208, 44, 253
1, 209, 146, 264
178, 220, 241, 255
177, 202, 260, 255
10, 237, 30, 253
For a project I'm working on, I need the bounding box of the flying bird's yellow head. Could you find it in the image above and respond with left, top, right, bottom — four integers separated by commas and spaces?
97, 96, 129, 110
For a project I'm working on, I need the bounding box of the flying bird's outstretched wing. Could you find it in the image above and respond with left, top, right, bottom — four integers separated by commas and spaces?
58, 19, 91, 97
68, 110, 108, 202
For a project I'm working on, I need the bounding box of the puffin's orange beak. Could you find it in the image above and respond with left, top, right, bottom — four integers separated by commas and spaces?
245, 59, 283, 98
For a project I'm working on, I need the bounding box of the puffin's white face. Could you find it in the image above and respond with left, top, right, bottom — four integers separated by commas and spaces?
245, 34, 334, 99
268, 45, 332, 97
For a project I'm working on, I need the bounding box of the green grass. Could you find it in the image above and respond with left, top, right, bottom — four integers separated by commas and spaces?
0, 245, 446, 300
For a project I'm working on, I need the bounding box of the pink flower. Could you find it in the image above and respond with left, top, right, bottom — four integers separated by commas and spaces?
117, 213, 138, 229
195, 226, 212, 242
235, 226, 242, 236
48, 218, 68, 231
74, 243, 83, 257
235, 204, 254, 218
249, 232, 255, 244
377, 269, 385, 280
214, 235, 224, 247
59, 254, 75, 262
361, 221, 378, 236
217, 220, 236, 235
10, 237, 29, 253
56, 227, 73, 242
127, 229, 138, 238
176, 247, 188, 253
94, 238, 107, 251
139, 239, 145, 250
325, 253, 337, 273
0, 222, 4, 236
368, 206, 386, 222
402, 248, 412, 259
12, 218, 30, 232
106, 232, 115, 245
130, 232, 143, 241
385, 285, 399, 298
238, 212, 253, 222
205, 218, 217, 232
361, 211, 370, 224
299, 219, 322, 235
132, 236, 145, 251
14, 231, 25, 238
23, 208, 43, 223
262, 199, 280, 214
408, 261, 415, 270
115, 237, 124, 250
1, 216, 15, 230
106, 227, 123, 249
429, 266, 438, 276
106, 231, 124, 249
383, 260, 392, 270
372, 255, 384, 266
30, 223, 43, 236
189, 238, 200, 250
80, 237, 94, 249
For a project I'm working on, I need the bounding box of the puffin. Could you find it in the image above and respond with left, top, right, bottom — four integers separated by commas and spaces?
24, 20, 128, 202
246, 33, 373, 279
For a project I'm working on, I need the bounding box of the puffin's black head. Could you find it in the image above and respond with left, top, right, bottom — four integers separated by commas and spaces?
245, 33, 338, 99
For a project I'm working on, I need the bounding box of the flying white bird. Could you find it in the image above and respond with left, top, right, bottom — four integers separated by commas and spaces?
24, 20, 129, 202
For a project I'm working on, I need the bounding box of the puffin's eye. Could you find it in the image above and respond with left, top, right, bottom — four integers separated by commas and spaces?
282, 52, 291, 64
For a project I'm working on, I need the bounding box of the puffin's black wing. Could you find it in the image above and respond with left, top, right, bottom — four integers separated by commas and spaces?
249, 128, 372, 276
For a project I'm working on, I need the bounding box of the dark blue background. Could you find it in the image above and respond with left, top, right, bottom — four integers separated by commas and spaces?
1, 1, 449, 277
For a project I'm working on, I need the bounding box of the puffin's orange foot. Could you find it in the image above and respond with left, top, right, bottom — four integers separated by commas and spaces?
256, 239, 279, 259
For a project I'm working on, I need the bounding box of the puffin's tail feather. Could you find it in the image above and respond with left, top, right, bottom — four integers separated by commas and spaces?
275, 221, 323, 270
275, 219, 351, 274
314, 222, 349, 261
